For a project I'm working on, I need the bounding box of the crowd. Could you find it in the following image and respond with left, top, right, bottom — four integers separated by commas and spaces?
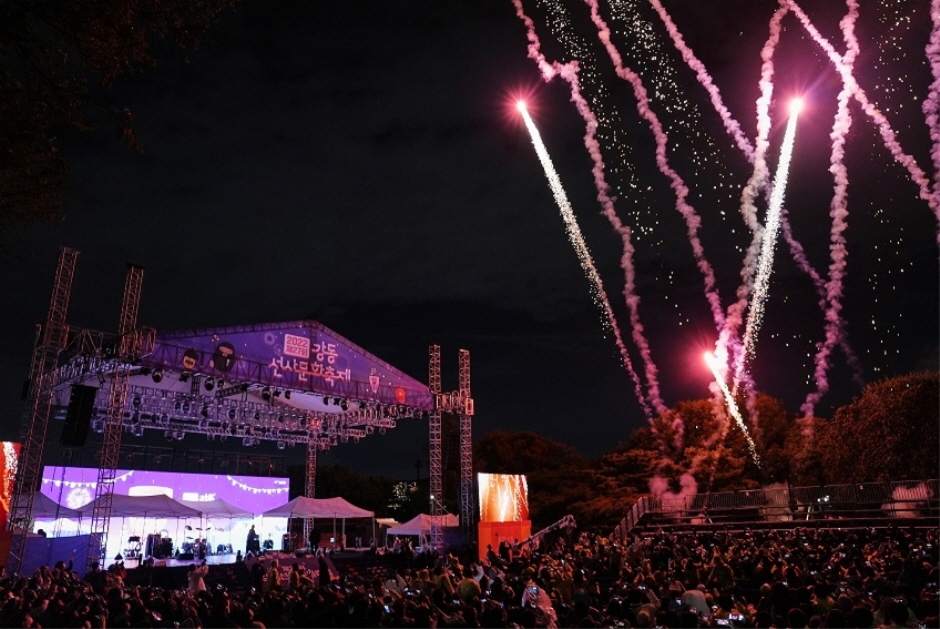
0, 523, 936, 628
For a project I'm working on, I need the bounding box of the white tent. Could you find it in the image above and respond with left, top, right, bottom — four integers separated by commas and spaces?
261, 496, 375, 548
386, 513, 459, 536
179, 498, 253, 519
84, 493, 202, 519
261, 496, 373, 519
179, 498, 253, 553
31, 492, 82, 519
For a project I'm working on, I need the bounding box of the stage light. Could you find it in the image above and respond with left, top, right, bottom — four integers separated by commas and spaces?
262, 387, 271, 401
284, 390, 291, 400
92, 419, 105, 434
204, 377, 215, 391
201, 405, 210, 418
228, 408, 237, 421
341, 399, 349, 411
179, 372, 191, 383
277, 441, 286, 450
151, 369, 164, 383
516, 100, 527, 112
274, 389, 281, 398
358, 401, 366, 409
132, 396, 141, 408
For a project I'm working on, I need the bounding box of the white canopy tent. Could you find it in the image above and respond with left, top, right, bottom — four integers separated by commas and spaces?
80, 493, 203, 561
386, 513, 459, 536
31, 492, 82, 520
178, 498, 254, 553
261, 496, 375, 549
386, 513, 459, 550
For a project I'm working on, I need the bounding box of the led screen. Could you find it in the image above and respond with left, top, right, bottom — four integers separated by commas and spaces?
477, 473, 528, 522
40, 466, 289, 560
0, 442, 20, 530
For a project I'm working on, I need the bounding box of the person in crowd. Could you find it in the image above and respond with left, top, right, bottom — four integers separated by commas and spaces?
264, 558, 282, 593
187, 559, 209, 593
0, 521, 932, 629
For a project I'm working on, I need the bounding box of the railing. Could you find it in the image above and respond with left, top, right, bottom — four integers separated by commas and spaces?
611, 479, 938, 538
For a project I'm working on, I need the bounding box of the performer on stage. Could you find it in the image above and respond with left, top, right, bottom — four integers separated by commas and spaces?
246, 524, 260, 554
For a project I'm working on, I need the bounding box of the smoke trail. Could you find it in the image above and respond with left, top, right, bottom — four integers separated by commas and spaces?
801, 0, 859, 418
512, 0, 668, 417
926, 0, 940, 201
779, 209, 865, 389
705, 352, 761, 467
726, 5, 789, 397
518, 103, 653, 418
741, 102, 802, 369
586, 0, 727, 332
646, 0, 755, 162
788, 0, 940, 232
649, 0, 862, 397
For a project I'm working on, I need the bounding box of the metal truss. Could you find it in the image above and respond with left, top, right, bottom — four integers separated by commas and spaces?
303, 442, 317, 543
7, 247, 79, 576
428, 345, 443, 553
87, 265, 144, 572
457, 349, 473, 542
75, 382, 409, 449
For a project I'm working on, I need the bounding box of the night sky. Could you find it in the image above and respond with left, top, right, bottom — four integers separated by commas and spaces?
0, 0, 936, 479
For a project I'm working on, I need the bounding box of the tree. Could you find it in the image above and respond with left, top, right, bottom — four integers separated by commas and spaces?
823, 371, 939, 483
0, 0, 236, 247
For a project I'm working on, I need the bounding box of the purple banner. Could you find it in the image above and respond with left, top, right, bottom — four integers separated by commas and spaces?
142, 321, 433, 409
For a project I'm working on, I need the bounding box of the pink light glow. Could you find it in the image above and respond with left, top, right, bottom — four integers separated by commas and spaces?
789, 97, 804, 115
516, 100, 527, 113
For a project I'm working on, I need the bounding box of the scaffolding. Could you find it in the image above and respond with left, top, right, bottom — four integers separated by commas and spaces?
86, 265, 145, 572
7, 248, 79, 575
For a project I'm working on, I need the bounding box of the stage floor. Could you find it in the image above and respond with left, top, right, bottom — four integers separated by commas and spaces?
121, 548, 359, 570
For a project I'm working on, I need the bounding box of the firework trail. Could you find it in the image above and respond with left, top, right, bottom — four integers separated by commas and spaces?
512, 0, 668, 418
741, 100, 803, 370
648, 0, 865, 402
725, 6, 789, 397
788, 0, 940, 232
801, 0, 859, 419
586, 0, 726, 332
705, 352, 761, 467
646, 0, 755, 162
926, 0, 940, 201
517, 102, 652, 415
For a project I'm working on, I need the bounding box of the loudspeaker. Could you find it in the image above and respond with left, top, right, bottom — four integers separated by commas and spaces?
61, 385, 97, 447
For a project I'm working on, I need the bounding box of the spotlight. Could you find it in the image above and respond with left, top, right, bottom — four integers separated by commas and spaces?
284, 390, 291, 400
261, 387, 271, 401
323, 396, 331, 406
151, 369, 164, 383
132, 396, 142, 408
228, 408, 237, 421
277, 441, 286, 450
201, 405, 210, 418
340, 399, 349, 411
358, 401, 366, 409
204, 377, 215, 391
179, 372, 191, 383
274, 389, 281, 398
92, 419, 105, 433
